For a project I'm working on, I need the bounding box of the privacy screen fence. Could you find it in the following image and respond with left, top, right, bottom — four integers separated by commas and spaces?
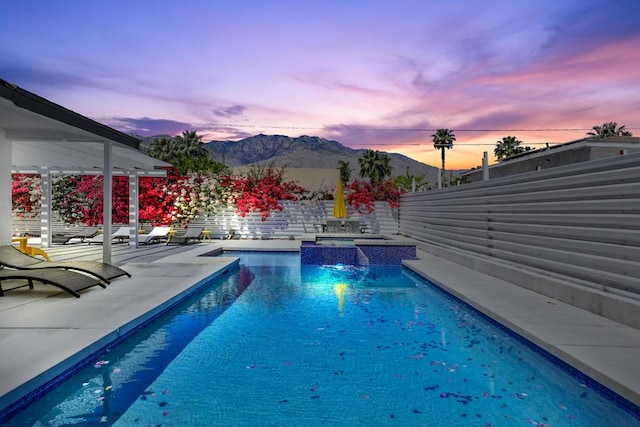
399, 152, 640, 327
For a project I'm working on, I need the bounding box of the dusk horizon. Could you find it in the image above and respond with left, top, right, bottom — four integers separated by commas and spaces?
2, 0, 638, 169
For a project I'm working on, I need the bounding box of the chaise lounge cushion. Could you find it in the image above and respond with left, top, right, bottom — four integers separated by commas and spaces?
138, 227, 172, 245
87, 227, 130, 245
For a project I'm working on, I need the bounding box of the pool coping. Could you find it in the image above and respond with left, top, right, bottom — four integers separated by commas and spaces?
300, 233, 387, 242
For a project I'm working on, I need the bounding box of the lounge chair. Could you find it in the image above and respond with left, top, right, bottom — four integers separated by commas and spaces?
0, 245, 130, 284
167, 227, 203, 246
0, 268, 105, 298
87, 227, 130, 245
138, 226, 171, 245
51, 226, 100, 245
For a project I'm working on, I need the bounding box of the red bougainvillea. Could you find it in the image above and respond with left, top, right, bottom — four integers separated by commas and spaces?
51, 175, 129, 225
11, 174, 41, 219
345, 180, 375, 214
372, 180, 401, 209
77, 176, 129, 225
138, 167, 220, 226
218, 166, 306, 221
49, 167, 203, 226
14, 166, 405, 227
345, 179, 401, 214
138, 167, 183, 226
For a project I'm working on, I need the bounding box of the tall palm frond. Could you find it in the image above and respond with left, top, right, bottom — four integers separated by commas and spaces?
587, 122, 633, 139
338, 160, 352, 185
146, 136, 176, 162
175, 130, 209, 158
358, 150, 393, 186
494, 136, 530, 161
431, 129, 456, 184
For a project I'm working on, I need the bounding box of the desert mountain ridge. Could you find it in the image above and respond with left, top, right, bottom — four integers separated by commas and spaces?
143, 134, 457, 184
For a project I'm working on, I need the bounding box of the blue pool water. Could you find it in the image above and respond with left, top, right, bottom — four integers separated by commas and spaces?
5, 252, 639, 426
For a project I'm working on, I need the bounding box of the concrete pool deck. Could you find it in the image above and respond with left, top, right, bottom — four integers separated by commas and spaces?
0, 239, 638, 420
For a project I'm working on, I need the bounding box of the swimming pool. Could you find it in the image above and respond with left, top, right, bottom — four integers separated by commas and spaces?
4, 252, 639, 426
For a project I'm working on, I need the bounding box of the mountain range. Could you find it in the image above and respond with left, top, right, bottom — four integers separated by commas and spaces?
141, 134, 444, 183
204, 134, 442, 183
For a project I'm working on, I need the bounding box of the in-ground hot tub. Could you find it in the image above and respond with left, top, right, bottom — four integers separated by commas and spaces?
300, 235, 417, 265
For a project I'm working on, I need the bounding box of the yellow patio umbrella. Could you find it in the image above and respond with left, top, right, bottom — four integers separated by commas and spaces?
333, 179, 347, 218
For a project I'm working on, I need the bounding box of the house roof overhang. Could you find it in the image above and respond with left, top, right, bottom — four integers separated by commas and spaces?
0, 79, 169, 171
460, 136, 640, 176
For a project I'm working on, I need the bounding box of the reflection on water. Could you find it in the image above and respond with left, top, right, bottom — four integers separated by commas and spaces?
335, 283, 347, 314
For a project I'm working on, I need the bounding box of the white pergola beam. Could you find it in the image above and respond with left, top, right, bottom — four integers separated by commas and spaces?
103, 141, 113, 263
11, 167, 167, 176
0, 130, 11, 244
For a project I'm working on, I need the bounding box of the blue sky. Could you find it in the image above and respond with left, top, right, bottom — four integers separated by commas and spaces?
2, 0, 639, 168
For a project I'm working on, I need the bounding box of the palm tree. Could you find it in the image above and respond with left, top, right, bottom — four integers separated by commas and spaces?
431, 129, 456, 184
494, 136, 531, 161
337, 160, 352, 185
586, 122, 633, 139
146, 136, 176, 162
146, 131, 210, 164
175, 130, 209, 158
358, 149, 393, 186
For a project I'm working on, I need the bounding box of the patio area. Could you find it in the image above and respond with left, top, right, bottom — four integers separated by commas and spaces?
0, 239, 638, 421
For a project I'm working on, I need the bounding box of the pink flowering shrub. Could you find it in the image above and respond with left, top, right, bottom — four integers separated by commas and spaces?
218, 166, 306, 221
13, 167, 400, 226
51, 175, 129, 225
11, 174, 41, 219
345, 179, 401, 214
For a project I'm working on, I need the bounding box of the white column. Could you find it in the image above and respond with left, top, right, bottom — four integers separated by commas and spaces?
39, 167, 52, 247
437, 169, 442, 189
482, 152, 489, 181
103, 141, 113, 263
128, 172, 139, 246
0, 130, 11, 244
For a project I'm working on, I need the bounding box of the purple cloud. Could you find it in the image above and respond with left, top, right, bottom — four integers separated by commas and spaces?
323, 123, 429, 150
98, 117, 194, 137
96, 116, 257, 142
214, 105, 247, 118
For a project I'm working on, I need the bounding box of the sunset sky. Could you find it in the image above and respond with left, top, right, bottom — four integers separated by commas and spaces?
2, 0, 639, 169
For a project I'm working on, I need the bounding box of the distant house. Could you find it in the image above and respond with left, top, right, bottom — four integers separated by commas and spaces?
462, 136, 640, 182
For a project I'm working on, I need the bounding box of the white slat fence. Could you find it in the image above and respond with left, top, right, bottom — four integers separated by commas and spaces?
399, 152, 640, 329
